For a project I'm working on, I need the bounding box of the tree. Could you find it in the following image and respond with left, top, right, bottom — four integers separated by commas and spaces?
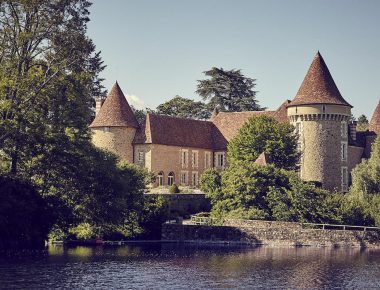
0, 0, 105, 175
348, 137, 380, 226
0, 1, 160, 240
199, 168, 222, 204
227, 115, 299, 170
350, 137, 380, 197
196, 67, 263, 112
200, 161, 331, 223
0, 175, 52, 248
357, 114, 369, 131
156, 95, 210, 119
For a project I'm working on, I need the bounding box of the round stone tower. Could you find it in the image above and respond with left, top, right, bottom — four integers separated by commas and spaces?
287, 52, 352, 191
89, 82, 139, 163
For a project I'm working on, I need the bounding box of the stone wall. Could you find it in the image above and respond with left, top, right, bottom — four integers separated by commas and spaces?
134, 144, 152, 171
300, 119, 345, 191
146, 193, 211, 218
348, 145, 364, 173
91, 127, 136, 163
162, 219, 380, 248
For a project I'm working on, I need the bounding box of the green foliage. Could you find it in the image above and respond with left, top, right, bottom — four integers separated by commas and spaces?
227, 115, 299, 170
168, 183, 180, 194
201, 161, 333, 224
0, 0, 105, 175
350, 137, 380, 197
199, 169, 222, 203
357, 114, 369, 131
131, 106, 155, 125
196, 67, 263, 112
156, 95, 210, 120
0, 175, 52, 248
346, 137, 380, 226
137, 195, 169, 239
69, 223, 96, 240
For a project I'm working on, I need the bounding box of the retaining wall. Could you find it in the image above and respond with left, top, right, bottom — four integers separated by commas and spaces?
162, 219, 380, 248
145, 193, 211, 218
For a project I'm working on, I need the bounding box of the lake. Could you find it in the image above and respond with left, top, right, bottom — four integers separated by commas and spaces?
0, 244, 379, 289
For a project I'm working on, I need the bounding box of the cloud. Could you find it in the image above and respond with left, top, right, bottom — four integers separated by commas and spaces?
125, 94, 145, 110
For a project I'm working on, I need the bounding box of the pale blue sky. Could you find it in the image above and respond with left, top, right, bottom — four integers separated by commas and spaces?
87, 0, 380, 118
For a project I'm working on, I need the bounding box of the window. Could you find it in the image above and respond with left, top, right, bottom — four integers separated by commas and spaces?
341, 121, 347, 138
103, 127, 110, 132
181, 149, 188, 168
215, 152, 225, 168
157, 171, 164, 187
191, 151, 198, 168
295, 122, 302, 135
192, 171, 198, 187
138, 151, 144, 163
168, 172, 175, 186
204, 151, 212, 169
341, 142, 347, 161
341, 167, 348, 192
180, 171, 188, 185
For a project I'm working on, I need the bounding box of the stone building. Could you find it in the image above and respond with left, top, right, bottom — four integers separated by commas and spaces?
89, 52, 379, 192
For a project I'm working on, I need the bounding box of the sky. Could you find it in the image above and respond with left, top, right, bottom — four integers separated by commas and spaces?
87, 0, 380, 118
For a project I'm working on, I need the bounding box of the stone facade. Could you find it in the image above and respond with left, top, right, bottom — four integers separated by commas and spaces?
136, 144, 217, 187
92, 127, 136, 163
289, 112, 350, 191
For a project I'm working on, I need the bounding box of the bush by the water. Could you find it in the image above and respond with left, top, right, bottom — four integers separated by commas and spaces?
200, 159, 380, 226
0, 175, 52, 249
168, 184, 180, 193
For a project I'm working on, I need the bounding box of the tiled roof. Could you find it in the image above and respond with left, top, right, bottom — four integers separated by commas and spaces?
210, 111, 274, 142
133, 114, 224, 149
254, 152, 272, 166
369, 101, 380, 135
272, 100, 291, 123
210, 102, 288, 142
289, 52, 352, 108
89, 82, 139, 128
133, 101, 290, 149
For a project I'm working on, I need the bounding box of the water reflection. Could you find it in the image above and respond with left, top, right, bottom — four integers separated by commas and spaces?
0, 244, 379, 289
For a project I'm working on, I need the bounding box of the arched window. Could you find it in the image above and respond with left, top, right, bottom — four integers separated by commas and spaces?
168, 172, 175, 186
157, 171, 164, 187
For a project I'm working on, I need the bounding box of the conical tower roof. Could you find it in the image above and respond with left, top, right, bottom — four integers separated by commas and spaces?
289, 52, 352, 107
369, 101, 380, 135
90, 82, 139, 128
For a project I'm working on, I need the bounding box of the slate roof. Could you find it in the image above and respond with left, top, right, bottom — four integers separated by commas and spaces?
289, 52, 352, 108
89, 82, 139, 128
369, 101, 380, 135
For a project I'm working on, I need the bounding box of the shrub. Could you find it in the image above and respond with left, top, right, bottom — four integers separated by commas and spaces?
0, 175, 52, 248
168, 183, 180, 193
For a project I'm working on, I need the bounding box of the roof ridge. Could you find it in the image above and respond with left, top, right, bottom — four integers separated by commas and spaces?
149, 113, 212, 123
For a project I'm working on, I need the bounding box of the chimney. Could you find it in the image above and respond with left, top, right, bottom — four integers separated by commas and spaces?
349, 121, 357, 141
95, 96, 106, 116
